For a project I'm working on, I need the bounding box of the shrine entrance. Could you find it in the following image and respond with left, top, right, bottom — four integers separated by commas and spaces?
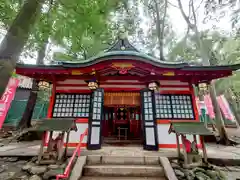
102, 92, 142, 145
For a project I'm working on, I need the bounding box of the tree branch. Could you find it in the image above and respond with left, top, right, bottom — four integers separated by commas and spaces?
167, 1, 178, 8
190, 0, 197, 26
176, 0, 194, 28
159, 0, 168, 60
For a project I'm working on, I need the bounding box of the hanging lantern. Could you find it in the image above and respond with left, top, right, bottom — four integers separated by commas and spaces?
148, 81, 159, 91
198, 83, 208, 92
38, 80, 50, 91
88, 79, 98, 90
197, 82, 208, 95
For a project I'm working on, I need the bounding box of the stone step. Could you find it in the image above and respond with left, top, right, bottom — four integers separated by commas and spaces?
87, 155, 160, 165
83, 165, 165, 177
80, 176, 166, 180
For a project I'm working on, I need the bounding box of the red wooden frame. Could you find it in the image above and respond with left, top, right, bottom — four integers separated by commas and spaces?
75, 118, 88, 123
47, 78, 56, 118
159, 144, 202, 149
16, 59, 233, 84
56, 128, 88, 180
190, 85, 200, 122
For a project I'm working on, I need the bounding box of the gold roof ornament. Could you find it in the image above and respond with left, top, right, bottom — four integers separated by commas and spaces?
118, 26, 128, 40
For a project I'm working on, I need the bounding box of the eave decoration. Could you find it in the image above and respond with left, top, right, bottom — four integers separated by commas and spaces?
197, 82, 209, 95
148, 81, 160, 91
38, 80, 50, 91
87, 77, 98, 90
111, 63, 134, 75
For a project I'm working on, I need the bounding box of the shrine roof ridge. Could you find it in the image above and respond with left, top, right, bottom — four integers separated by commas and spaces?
16, 56, 240, 72
16, 37, 240, 72
58, 50, 189, 68
50, 37, 190, 68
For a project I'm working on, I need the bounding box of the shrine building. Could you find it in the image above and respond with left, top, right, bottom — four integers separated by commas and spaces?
15, 38, 240, 150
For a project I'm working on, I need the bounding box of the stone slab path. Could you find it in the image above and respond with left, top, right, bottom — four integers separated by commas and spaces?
0, 141, 240, 161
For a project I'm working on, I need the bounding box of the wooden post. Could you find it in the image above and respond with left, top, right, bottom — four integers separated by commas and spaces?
200, 136, 208, 163
47, 131, 53, 152
181, 135, 188, 166
37, 131, 46, 164
125, 128, 127, 140
118, 127, 120, 140
64, 131, 70, 158
193, 135, 198, 153
176, 134, 181, 158
57, 132, 65, 161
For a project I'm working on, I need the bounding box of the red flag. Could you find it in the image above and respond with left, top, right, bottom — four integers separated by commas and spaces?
204, 94, 215, 119
0, 78, 19, 128
217, 95, 235, 121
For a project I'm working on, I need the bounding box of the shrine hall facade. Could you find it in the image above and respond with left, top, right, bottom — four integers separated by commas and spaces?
16, 38, 240, 150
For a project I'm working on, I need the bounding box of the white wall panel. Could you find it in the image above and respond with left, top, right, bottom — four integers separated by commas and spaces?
146, 127, 156, 146
157, 124, 200, 145
45, 123, 88, 143
90, 127, 100, 144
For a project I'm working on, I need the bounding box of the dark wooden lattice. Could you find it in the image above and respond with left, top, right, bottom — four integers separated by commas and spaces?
155, 94, 195, 120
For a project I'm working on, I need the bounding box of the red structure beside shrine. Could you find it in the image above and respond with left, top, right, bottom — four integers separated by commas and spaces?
16, 37, 240, 150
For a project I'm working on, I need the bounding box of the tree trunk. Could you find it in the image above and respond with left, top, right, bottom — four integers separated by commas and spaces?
17, 41, 47, 129
209, 84, 229, 143
17, 80, 38, 129
0, 0, 44, 98
208, 58, 229, 143
225, 90, 240, 126
230, 101, 240, 126
154, 0, 167, 60
177, 0, 229, 144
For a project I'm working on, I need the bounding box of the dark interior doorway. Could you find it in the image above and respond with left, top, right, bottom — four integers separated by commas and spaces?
102, 106, 142, 146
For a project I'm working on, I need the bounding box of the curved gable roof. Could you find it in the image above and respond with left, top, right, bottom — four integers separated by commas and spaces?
60, 50, 189, 68
16, 37, 240, 83
56, 38, 189, 69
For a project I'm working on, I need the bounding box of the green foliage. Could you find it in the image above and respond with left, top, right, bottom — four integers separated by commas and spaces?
50, 0, 123, 57
37, 89, 50, 103
50, 0, 141, 61
0, 0, 128, 62
53, 52, 75, 61
169, 29, 240, 97
139, 0, 176, 58
0, 0, 21, 27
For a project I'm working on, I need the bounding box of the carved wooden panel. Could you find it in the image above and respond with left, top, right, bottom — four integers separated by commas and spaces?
104, 92, 140, 106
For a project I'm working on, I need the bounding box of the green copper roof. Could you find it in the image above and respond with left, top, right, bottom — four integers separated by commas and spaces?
169, 122, 213, 136
29, 118, 77, 132
60, 50, 187, 66
54, 38, 188, 67
16, 38, 240, 72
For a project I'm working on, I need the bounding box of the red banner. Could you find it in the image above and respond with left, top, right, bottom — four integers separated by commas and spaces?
196, 94, 236, 121
0, 78, 19, 128
217, 95, 235, 121
204, 94, 215, 119
196, 97, 200, 114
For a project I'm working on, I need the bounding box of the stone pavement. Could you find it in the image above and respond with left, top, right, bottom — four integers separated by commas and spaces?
0, 142, 239, 180
0, 141, 240, 161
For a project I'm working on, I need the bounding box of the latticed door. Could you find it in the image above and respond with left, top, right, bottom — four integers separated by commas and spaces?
140, 89, 159, 150
87, 88, 104, 150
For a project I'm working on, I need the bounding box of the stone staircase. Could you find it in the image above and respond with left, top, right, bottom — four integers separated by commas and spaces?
79, 155, 167, 180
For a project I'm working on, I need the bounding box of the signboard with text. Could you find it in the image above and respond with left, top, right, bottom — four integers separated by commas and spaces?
0, 78, 19, 128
